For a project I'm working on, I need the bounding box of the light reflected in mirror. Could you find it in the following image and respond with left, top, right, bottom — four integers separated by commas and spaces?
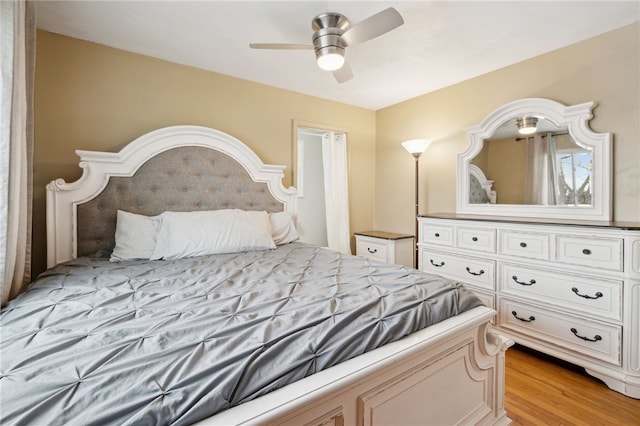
470, 117, 592, 206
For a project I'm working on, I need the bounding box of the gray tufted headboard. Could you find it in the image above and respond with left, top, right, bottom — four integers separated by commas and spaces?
76, 147, 285, 257
46, 126, 297, 267
469, 174, 490, 204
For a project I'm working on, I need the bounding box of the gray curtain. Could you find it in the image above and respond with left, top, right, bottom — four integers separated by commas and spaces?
1, 0, 36, 305
523, 133, 558, 205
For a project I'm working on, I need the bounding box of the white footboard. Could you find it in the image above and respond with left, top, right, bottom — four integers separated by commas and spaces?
196, 306, 513, 425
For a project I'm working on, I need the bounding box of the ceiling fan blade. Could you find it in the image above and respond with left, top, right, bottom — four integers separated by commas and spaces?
341, 7, 404, 46
249, 43, 313, 50
332, 61, 353, 84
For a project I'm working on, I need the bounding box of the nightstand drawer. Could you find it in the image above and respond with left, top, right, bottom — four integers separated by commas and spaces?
356, 237, 389, 262
456, 226, 496, 253
420, 222, 453, 246
421, 250, 495, 291
355, 232, 414, 267
499, 299, 621, 365
499, 230, 549, 260
499, 263, 622, 321
556, 235, 623, 271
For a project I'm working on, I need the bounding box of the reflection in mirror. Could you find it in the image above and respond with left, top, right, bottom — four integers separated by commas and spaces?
457, 98, 611, 221
470, 118, 593, 206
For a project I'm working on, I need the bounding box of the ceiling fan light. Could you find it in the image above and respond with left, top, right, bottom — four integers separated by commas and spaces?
516, 116, 538, 135
317, 51, 345, 71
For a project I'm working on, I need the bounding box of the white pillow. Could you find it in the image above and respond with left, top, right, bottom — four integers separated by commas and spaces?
151, 209, 276, 260
110, 210, 159, 262
269, 211, 299, 245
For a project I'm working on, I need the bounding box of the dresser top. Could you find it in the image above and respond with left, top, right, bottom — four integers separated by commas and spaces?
420, 213, 640, 231
354, 231, 414, 240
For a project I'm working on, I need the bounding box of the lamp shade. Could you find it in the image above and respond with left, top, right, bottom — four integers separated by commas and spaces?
402, 139, 432, 155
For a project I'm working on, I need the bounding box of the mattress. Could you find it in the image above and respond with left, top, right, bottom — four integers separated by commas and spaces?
0, 242, 482, 425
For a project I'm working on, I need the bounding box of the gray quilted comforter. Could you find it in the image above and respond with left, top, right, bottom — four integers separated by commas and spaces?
0, 242, 482, 425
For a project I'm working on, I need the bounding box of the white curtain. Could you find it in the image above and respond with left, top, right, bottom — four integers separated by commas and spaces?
523, 133, 558, 205
322, 132, 351, 254
1, 0, 35, 306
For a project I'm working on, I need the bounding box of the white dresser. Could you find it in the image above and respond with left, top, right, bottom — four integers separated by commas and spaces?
355, 231, 414, 267
418, 214, 640, 398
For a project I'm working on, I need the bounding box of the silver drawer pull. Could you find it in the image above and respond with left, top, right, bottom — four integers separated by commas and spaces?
571, 287, 603, 300
511, 311, 535, 322
367, 248, 377, 254
582, 248, 592, 255
430, 259, 445, 267
570, 328, 602, 342
512, 275, 536, 286
519, 242, 527, 248
465, 267, 484, 276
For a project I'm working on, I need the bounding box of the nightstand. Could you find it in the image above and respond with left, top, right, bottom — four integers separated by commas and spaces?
354, 231, 414, 267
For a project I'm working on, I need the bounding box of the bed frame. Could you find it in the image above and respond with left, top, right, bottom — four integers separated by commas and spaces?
46, 125, 512, 425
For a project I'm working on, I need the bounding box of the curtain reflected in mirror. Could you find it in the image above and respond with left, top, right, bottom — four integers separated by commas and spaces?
470, 131, 592, 206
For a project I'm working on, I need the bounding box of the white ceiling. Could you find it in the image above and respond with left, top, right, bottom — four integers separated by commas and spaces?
35, 1, 639, 111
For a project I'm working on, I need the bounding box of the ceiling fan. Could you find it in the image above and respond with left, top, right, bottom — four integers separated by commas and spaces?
250, 7, 404, 83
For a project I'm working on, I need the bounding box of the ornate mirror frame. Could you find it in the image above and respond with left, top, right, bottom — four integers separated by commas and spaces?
457, 98, 612, 221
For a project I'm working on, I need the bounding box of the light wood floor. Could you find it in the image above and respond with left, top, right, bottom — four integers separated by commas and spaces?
505, 345, 640, 425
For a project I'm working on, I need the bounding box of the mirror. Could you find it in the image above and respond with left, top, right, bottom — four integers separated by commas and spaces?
457, 98, 611, 221
472, 120, 592, 206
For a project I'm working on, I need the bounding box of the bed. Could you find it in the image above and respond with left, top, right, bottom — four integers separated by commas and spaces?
1, 126, 512, 425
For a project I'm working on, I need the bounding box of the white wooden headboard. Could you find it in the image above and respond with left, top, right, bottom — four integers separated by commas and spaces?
46, 125, 297, 267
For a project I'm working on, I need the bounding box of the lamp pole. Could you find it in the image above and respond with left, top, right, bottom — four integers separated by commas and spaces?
412, 152, 421, 268
401, 139, 432, 269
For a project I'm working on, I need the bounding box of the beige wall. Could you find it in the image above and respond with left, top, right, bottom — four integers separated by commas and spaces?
33, 23, 640, 277
33, 31, 376, 277
375, 22, 640, 236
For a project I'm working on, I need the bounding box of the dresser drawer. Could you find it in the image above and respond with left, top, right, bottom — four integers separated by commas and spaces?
556, 235, 623, 271
456, 226, 496, 253
421, 250, 495, 291
420, 222, 454, 246
499, 299, 621, 365
499, 230, 549, 260
356, 237, 389, 262
499, 263, 622, 322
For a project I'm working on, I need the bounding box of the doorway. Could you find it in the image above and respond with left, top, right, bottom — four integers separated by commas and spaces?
296, 129, 328, 246
294, 125, 350, 253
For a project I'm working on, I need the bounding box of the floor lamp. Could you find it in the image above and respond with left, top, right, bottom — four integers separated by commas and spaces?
402, 139, 432, 268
